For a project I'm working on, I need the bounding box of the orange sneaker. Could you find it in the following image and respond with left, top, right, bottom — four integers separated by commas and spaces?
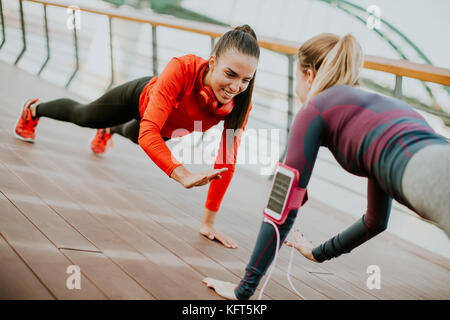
90, 129, 113, 155
14, 98, 40, 143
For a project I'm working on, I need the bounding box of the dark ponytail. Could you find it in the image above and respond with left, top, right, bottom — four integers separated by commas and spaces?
212, 25, 260, 131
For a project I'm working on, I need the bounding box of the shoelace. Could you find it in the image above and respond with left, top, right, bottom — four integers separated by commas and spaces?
22, 109, 28, 123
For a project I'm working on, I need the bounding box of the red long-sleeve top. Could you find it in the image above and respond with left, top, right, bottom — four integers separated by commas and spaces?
138, 54, 251, 212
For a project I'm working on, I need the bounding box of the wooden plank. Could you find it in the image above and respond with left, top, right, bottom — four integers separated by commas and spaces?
139, 165, 368, 299
18, 147, 270, 299
144, 185, 364, 300
311, 272, 377, 300
132, 190, 350, 298
0, 161, 101, 252
298, 204, 450, 299
1, 148, 212, 299
13, 141, 294, 299
91, 168, 334, 297
0, 233, 55, 299
60, 249, 155, 300
0, 193, 106, 299
100, 189, 299, 300
52, 175, 221, 300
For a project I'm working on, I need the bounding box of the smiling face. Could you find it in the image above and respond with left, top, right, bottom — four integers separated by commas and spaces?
204, 49, 258, 105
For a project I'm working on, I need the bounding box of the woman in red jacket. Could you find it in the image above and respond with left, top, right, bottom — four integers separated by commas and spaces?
14, 25, 260, 249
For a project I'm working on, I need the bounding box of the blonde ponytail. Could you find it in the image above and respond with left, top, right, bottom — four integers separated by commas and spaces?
298, 33, 364, 102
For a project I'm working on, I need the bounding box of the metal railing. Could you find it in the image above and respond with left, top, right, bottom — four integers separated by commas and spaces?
1, 0, 450, 138
0, 0, 6, 49
318, 0, 450, 102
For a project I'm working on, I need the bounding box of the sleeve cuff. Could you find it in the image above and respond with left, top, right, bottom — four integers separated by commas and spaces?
166, 162, 183, 177
312, 246, 327, 263
204, 165, 235, 212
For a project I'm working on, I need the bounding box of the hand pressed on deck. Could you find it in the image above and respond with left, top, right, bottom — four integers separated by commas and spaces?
285, 231, 319, 263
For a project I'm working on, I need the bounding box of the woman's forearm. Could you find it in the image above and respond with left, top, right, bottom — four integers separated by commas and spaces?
170, 165, 190, 185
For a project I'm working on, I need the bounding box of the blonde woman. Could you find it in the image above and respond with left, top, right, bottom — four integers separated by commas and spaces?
203, 33, 449, 299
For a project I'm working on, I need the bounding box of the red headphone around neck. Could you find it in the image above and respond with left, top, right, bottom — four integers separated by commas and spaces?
199, 86, 234, 116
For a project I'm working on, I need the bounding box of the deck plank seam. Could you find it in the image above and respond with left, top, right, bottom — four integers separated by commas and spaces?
0, 231, 57, 299
0, 189, 112, 299
0, 154, 103, 253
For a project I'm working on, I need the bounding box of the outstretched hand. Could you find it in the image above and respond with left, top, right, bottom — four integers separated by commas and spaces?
171, 166, 228, 189
285, 231, 319, 263
202, 277, 237, 300
183, 168, 228, 188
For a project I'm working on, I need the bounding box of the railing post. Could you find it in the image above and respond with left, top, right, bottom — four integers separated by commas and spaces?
14, 0, 26, 65
106, 16, 114, 90
277, 54, 295, 164
196, 35, 216, 147
66, 7, 79, 88
210, 36, 215, 52
152, 25, 158, 76
37, 3, 50, 75
0, 0, 6, 50
272, 53, 296, 172
394, 75, 403, 99
287, 54, 295, 137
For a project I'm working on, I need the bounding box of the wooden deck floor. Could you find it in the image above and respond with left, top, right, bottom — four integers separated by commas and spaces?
0, 61, 449, 300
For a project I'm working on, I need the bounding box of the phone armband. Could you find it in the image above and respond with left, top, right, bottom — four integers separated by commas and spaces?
263, 162, 308, 225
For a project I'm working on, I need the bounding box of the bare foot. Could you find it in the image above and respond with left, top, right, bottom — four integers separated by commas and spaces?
202, 277, 238, 300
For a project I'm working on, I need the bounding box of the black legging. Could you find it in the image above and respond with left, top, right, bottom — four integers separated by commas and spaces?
35, 76, 152, 144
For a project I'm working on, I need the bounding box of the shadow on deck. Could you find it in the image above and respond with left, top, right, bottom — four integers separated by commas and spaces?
0, 61, 449, 300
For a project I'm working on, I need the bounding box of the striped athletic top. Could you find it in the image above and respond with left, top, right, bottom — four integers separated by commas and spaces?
284, 85, 448, 262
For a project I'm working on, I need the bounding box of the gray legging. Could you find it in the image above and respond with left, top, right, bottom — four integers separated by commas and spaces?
402, 143, 450, 237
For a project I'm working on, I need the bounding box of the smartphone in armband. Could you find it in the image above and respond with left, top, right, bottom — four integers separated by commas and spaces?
263, 163, 308, 225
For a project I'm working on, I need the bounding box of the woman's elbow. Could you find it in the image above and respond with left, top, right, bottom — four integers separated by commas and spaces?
365, 215, 388, 237
138, 122, 159, 149
137, 133, 146, 148
368, 221, 388, 237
